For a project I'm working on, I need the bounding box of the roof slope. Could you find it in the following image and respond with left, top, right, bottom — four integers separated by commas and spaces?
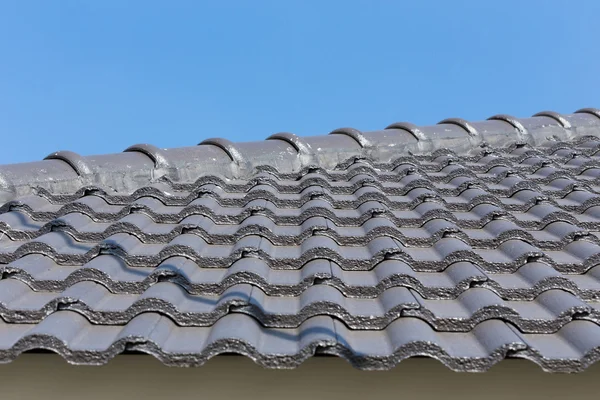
1, 108, 600, 372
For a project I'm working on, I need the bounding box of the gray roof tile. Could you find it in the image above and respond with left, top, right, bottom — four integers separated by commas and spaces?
0, 278, 597, 334
1, 109, 600, 371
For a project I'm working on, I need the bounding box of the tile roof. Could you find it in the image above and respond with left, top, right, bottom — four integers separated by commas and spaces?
1, 108, 600, 372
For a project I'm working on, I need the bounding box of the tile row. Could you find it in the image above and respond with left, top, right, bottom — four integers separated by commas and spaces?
2, 210, 596, 250
1, 310, 600, 371
0, 278, 597, 333
2, 231, 600, 272
21, 179, 600, 215
6, 195, 600, 231
3, 255, 600, 300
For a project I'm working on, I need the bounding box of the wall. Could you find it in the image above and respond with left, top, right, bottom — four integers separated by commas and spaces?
0, 355, 598, 400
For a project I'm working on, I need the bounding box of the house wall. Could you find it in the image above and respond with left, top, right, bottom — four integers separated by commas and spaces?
0, 355, 598, 400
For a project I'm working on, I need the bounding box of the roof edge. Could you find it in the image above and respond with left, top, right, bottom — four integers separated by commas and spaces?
1, 108, 600, 203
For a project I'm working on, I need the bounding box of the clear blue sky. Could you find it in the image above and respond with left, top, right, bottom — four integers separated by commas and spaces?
0, 1, 598, 164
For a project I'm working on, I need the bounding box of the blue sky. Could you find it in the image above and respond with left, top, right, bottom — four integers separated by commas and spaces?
0, 1, 598, 164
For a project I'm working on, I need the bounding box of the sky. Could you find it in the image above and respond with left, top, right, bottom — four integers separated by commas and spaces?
0, 1, 598, 164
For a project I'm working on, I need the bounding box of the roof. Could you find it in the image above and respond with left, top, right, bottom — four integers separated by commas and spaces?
1, 108, 600, 372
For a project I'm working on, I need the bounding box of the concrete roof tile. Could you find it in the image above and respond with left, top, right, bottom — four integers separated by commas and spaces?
1, 109, 600, 371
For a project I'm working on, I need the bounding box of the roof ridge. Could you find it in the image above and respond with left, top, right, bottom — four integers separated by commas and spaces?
1, 108, 599, 204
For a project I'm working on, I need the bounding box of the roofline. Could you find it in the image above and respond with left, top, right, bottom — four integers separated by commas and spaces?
1, 108, 600, 204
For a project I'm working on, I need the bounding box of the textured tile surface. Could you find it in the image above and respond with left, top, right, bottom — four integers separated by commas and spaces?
2, 109, 600, 371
